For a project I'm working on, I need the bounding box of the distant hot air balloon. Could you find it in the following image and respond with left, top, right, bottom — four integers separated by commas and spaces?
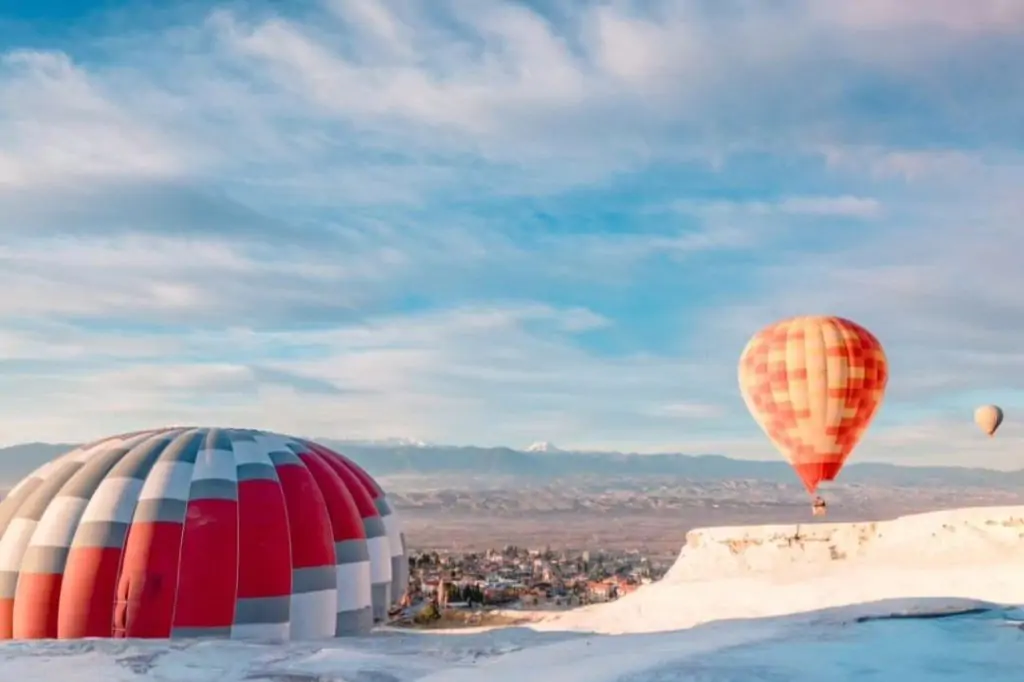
738, 316, 889, 499
974, 405, 1003, 437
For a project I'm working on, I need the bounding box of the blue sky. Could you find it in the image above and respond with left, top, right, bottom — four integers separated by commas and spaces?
1, 0, 1023, 468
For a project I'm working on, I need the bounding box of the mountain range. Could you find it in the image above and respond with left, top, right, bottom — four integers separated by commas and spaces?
0, 439, 1022, 490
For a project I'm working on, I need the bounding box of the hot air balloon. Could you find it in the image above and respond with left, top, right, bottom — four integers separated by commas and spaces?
974, 405, 1003, 437
0, 427, 407, 641
738, 316, 889, 512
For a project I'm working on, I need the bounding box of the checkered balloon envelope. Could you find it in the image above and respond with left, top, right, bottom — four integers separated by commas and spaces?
738, 316, 888, 497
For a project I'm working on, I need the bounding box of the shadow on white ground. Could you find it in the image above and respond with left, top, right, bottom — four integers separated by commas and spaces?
2, 600, 1021, 682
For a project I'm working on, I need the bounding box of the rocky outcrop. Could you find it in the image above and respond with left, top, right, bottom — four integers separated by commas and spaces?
666, 506, 1024, 580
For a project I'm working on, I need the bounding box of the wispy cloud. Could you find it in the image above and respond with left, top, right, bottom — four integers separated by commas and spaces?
0, 1, 1021, 468
811, 0, 1024, 32
675, 195, 883, 219
7, 0, 1019, 196
695, 172, 1024, 428
0, 303, 730, 448
646, 402, 727, 420
775, 196, 882, 218
0, 51, 188, 186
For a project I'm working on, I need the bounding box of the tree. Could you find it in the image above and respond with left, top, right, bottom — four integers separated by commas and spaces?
466, 585, 484, 605
414, 601, 441, 624
445, 583, 461, 604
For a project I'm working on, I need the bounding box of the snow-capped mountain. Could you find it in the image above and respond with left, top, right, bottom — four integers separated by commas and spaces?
525, 441, 563, 453
327, 437, 431, 448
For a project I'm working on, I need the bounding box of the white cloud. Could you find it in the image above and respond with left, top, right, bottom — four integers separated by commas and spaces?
775, 196, 882, 218
14, 0, 1010, 196
0, 192, 762, 327
0, 303, 727, 446
813, 0, 1024, 33
1, 0, 1019, 202
864, 419, 1024, 471
0, 1, 1021, 469
0, 323, 183, 361
646, 402, 726, 420
0, 51, 187, 187
0, 297, 1021, 470
692, 171, 1024, 419
0, 235, 373, 320
821, 147, 986, 182
675, 195, 882, 219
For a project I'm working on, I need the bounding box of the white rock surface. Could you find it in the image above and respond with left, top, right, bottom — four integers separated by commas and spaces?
536, 505, 1024, 634
3, 505, 1023, 680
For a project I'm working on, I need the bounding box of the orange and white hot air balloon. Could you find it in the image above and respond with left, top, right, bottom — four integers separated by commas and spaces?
738, 315, 889, 496
974, 405, 1003, 437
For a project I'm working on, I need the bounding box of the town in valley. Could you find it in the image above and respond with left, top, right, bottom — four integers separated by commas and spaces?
393, 544, 671, 628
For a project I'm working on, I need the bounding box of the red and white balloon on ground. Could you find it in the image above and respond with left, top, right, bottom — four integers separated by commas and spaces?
0, 427, 407, 641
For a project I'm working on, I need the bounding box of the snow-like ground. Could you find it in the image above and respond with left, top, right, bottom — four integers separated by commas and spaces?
537, 505, 1024, 635
5, 506, 1024, 681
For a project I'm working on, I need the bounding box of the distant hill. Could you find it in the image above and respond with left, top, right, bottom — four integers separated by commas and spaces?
1, 438, 1022, 491
0, 442, 79, 485
316, 441, 1024, 490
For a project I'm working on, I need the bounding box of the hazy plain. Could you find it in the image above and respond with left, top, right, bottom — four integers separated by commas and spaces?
383, 474, 1024, 557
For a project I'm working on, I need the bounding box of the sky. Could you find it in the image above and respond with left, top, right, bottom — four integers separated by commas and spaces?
0, 0, 1022, 468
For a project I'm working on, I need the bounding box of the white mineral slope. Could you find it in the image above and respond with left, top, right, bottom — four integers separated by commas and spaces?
536, 505, 1024, 635
4, 606, 1019, 682
4, 506, 1024, 681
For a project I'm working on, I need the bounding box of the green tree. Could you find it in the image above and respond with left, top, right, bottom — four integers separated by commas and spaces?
414, 601, 441, 624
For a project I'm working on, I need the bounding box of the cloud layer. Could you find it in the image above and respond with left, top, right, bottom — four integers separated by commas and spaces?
1, 0, 1023, 468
